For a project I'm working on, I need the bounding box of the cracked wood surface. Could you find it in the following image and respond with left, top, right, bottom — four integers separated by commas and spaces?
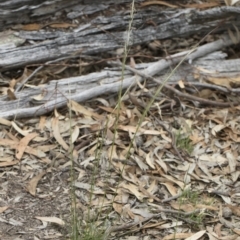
0, 1, 240, 119
0, 5, 240, 70
1, 45, 239, 119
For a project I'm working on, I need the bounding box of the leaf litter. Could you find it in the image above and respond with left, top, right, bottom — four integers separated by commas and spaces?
0, 81, 240, 239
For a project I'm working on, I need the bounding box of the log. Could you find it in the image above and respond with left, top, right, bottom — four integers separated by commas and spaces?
1, 5, 240, 70
0, 0, 135, 31
0, 34, 239, 119
0, 1, 240, 119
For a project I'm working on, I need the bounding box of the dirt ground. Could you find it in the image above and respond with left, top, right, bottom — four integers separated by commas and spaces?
0, 169, 71, 239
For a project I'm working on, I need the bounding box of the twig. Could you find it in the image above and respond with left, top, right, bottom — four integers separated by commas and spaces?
15, 53, 82, 92
104, 208, 202, 238
208, 190, 230, 197
113, 61, 240, 107
162, 192, 183, 203
104, 213, 162, 237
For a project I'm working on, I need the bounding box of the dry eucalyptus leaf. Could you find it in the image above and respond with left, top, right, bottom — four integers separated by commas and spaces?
26, 171, 46, 196
35, 216, 65, 226
16, 133, 38, 160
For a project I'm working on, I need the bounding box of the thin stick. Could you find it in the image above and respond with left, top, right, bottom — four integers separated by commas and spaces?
114, 61, 240, 107
16, 54, 82, 92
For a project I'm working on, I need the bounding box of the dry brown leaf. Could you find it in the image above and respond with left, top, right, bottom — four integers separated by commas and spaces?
107, 145, 120, 162
154, 146, 168, 173
185, 230, 206, 240
214, 223, 222, 237
0, 138, 45, 158
142, 220, 166, 229
0, 156, 13, 162
129, 57, 136, 69
178, 80, 185, 89
0, 160, 19, 167
120, 183, 146, 201
122, 171, 138, 185
195, 204, 218, 211
49, 23, 77, 29
138, 184, 161, 202
35, 216, 65, 226
38, 116, 46, 131
162, 174, 185, 189
106, 128, 114, 141
211, 75, 240, 88
197, 161, 212, 178
189, 131, 204, 144
0, 206, 9, 213
11, 121, 31, 136
113, 202, 123, 215
141, 1, 178, 8
198, 89, 215, 99
98, 106, 117, 114
24, 146, 46, 158
0, 118, 11, 126
232, 228, 240, 235
52, 117, 69, 150
170, 202, 195, 212
118, 125, 162, 135
131, 208, 153, 218
145, 152, 155, 169
163, 233, 194, 240
227, 204, 240, 217
16, 133, 38, 160
9, 79, 17, 88
226, 152, 238, 182
131, 155, 148, 171
26, 171, 46, 196
199, 154, 227, 166
22, 23, 42, 31
219, 234, 239, 240
112, 196, 123, 215
211, 124, 225, 136
7, 89, 17, 100
161, 182, 177, 196
148, 180, 158, 195
68, 100, 103, 120
180, 2, 219, 9
37, 144, 57, 152
230, 0, 240, 5
71, 126, 79, 143
219, 216, 234, 228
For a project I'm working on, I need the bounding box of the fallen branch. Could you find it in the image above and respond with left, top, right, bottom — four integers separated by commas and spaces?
0, 33, 239, 119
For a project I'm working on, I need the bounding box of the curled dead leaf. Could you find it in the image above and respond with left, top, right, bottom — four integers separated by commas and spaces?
26, 171, 46, 196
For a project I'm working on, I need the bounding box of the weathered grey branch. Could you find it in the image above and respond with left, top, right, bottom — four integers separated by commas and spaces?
0, 0, 135, 31
0, 1, 240, 119
0, 34, 239, 119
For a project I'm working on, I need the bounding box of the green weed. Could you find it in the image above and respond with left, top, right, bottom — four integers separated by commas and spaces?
175, 130, 193, 154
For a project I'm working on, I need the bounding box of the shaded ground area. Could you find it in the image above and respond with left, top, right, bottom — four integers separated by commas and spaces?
0, 171, 70, 239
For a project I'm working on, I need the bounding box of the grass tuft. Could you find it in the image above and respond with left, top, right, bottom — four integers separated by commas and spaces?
175, 130, 194, 154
